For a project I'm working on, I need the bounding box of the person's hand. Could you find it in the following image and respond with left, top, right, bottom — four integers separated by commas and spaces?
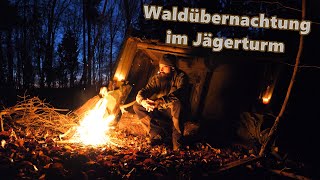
141, 99, 155, 112
154, 98, 165, 108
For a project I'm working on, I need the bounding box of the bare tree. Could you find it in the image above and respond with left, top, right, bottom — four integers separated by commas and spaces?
106, 1, 122, 81
86, 0, 100, 86
80, 0, 88, 87
43, 0, 71, 88
0, 32, 4, 87
121, 0, 140, 36
31, 0, 46, 88
6, 30, 14, 88
0, 0, 19, 88
21, 0, 34, 88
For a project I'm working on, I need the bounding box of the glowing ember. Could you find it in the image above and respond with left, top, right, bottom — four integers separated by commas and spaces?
261, 85, 273, 105
72, 97, 115, 146
262, 96, 271, 104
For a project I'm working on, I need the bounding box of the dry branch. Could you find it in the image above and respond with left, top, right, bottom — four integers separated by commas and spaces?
0, 96, 80, 137
259, 0, 306, 156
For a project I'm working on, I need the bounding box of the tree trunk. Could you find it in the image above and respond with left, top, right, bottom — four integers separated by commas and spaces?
16, 45, 22, 89
70, 71, 74, 87
123, 0, 133, 36
92, 26, 96, 85
6, 30, 14, 88
81, 0, 87, 87
0, 32, 4, 87
109, 37, 113, 80
22, 0, 28, 88
33, 0, 44, 88
44, 0, 57, 88
38, 48, 44, 88
87, 14, 92, 86
97, 39, 103, 86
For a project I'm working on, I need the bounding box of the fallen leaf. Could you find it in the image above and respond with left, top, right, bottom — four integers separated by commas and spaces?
1, 139, 6, 148
143, 158, 155, 165
16, 139, 24, 147
63, 145, 73, 150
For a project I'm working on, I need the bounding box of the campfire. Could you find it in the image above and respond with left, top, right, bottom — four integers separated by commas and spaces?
60, 87, 119, 146
70, 98, 115, 146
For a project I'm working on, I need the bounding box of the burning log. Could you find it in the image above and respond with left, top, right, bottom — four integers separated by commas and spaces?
73, 85, 131, 118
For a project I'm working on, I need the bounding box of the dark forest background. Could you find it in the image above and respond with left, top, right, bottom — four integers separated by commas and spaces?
1, 0, 320, 168
1, 0, 318, 90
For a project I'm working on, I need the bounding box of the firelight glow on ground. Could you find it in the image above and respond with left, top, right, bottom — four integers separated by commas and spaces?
71, 97, 115, 146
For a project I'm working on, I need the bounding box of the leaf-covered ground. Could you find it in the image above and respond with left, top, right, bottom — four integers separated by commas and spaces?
0, 96, 318, 179
0, 127, 261, 180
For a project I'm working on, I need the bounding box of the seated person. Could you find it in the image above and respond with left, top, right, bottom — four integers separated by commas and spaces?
133, 54, 189, 151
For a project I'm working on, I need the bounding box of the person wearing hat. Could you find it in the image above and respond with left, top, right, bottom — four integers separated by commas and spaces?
133, 54, 189, 151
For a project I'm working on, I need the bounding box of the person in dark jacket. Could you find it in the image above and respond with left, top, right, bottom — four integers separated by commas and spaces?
133, 54, 189, 151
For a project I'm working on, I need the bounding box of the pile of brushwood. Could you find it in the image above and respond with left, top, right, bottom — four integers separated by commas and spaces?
0, 97, 314, 179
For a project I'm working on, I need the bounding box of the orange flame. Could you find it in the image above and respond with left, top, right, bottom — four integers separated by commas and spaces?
114, 73, 124, 81
261, 85, 273, 105
72, 91, 115, 146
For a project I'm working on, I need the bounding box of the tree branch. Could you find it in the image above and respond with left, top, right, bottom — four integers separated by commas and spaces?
259, 0, 306, 156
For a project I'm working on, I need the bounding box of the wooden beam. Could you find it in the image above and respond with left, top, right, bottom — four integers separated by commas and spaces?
141, 49, 160, 63
137, 42, 195, 57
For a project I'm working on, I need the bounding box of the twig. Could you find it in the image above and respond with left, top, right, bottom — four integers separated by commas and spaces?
244, 1, 302, 12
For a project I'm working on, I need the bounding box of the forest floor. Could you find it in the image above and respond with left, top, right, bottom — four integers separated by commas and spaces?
0, 126, 316, 180
0, 95, 317, 179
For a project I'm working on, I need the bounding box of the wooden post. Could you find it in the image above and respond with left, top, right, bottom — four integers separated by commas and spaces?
0, 118, 3, 132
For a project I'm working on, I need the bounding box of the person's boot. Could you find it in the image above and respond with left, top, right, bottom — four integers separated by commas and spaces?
172, 139, 181, 151
172, 130, 182, 151
150, 133, 163, 146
